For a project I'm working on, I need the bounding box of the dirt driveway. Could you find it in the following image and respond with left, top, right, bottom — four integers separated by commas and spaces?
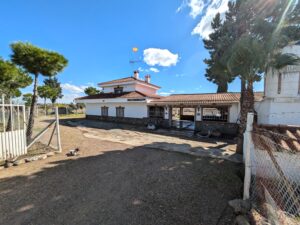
0, 119, 243, 225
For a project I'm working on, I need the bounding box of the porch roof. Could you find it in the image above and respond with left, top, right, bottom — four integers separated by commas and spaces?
149, 92, 263, 106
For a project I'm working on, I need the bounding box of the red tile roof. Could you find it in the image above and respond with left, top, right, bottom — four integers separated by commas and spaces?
98, 77, 161, 89
149, 92, 264, 105
76, 91, 161, 100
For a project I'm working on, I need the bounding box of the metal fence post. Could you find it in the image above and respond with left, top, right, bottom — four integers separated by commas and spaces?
243, 112, 254, 200
55, 107, 62, 152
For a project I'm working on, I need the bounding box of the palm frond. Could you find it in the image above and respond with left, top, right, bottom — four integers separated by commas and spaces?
269, 53, 300, 70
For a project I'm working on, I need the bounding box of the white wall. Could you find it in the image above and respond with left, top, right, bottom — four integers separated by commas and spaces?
256, 99, 300, 125
134, 83, 157, 95
229, 103, 239, 123
265, 71, 300, 98
85, 103, 101, 116
85, 102, 148, 118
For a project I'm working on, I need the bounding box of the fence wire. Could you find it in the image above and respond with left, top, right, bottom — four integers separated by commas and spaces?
250, 126, 300, 225
27, 107, 60, 156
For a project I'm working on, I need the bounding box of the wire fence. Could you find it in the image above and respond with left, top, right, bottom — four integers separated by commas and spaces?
0, 95, 63, 164
25, 105, 85, 120
248, 123, 300, 224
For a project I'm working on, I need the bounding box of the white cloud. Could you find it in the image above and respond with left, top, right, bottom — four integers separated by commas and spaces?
138, 67, 145, 72
57, 93, 82, 103
149, 67, 160, 73
175, 73, 185, 77
177, 0, 206, 18
143, 48, 179, 67
61, 83, 86, 93
86, 82, 96, 87
158, 92, 172, 96
192, 0, 229, 39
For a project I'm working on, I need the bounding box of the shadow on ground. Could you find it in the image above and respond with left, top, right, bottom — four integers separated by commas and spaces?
0, 144, 243, 225
59, 118, 237, 144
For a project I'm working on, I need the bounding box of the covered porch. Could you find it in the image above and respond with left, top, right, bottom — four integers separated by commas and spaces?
148, 93, 242, 136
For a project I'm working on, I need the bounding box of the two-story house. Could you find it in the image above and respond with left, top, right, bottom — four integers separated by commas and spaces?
75, 71, 164, 124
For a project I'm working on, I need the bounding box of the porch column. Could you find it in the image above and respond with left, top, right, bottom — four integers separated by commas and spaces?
195, 106, 202, 121
179, 107, 183, 119
164, 106, 172, 127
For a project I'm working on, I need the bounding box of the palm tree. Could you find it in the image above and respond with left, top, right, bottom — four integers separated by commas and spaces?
220, 0, 300, 153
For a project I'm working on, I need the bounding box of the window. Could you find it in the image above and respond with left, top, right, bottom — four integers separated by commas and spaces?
202, 107, 228, 122
114, 86, 123, 94
148, 106, 164, 118
101, 106, 108, 116
116, 106, 125, 118
278, 72, 282, 94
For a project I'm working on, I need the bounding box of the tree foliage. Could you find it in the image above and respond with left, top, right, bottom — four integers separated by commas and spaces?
10, 42, 68, 76
43, 77, 63, 103
0, 58, 32, 98
22, 93, 33, 107
84, 86, 100, 96
203, 13, 235, 92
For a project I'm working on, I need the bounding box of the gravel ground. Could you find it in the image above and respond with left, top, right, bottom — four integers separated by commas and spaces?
0, 120, 243, 225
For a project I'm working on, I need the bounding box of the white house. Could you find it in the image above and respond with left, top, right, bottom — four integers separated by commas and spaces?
76, 42, 300, 134
256, 42, 300, 126
76, 70, 263, 135
76, 71, 163, 125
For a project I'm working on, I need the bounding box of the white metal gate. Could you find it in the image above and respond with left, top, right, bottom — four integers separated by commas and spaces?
0, 95, 27, 160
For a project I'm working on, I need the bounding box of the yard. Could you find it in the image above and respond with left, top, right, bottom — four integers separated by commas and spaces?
0, 119, 243, 225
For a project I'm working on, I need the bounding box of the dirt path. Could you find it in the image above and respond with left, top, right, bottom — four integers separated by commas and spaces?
0, 122, 243, 225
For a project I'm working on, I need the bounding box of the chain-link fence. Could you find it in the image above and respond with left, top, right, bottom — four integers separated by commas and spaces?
25, 105, 85, 120
248, 124, 300, 224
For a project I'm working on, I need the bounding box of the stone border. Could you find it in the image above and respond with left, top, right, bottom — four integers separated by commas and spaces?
0, 152, 58, 169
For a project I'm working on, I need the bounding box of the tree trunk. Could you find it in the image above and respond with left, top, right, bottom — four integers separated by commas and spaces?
217, 82, 228, 93
6, 106, 12, 132
236, 79, 255, 154
26, 74, 38, 142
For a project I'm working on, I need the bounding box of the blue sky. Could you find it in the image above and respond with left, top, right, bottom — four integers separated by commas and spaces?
0, 0, 264, 103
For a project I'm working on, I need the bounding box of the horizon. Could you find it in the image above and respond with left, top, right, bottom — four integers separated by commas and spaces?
0, 0, 264, 103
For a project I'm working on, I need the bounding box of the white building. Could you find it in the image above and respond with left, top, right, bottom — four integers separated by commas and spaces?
256, 42, 300, 126
76, 42, 300, 134
76, 70, 263, 135
76, 71, 161, 121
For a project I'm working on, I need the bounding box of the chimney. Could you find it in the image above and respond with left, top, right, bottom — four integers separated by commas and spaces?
133, 70, 139, 79
145, 74, 151, 83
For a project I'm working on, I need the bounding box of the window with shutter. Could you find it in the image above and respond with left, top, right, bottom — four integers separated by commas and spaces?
101, 106, 108, 116
116, 107, 124, 118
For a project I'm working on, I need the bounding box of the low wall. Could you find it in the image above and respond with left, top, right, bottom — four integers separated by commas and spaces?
195, 121, 238, 136
86, 115, 169, 128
